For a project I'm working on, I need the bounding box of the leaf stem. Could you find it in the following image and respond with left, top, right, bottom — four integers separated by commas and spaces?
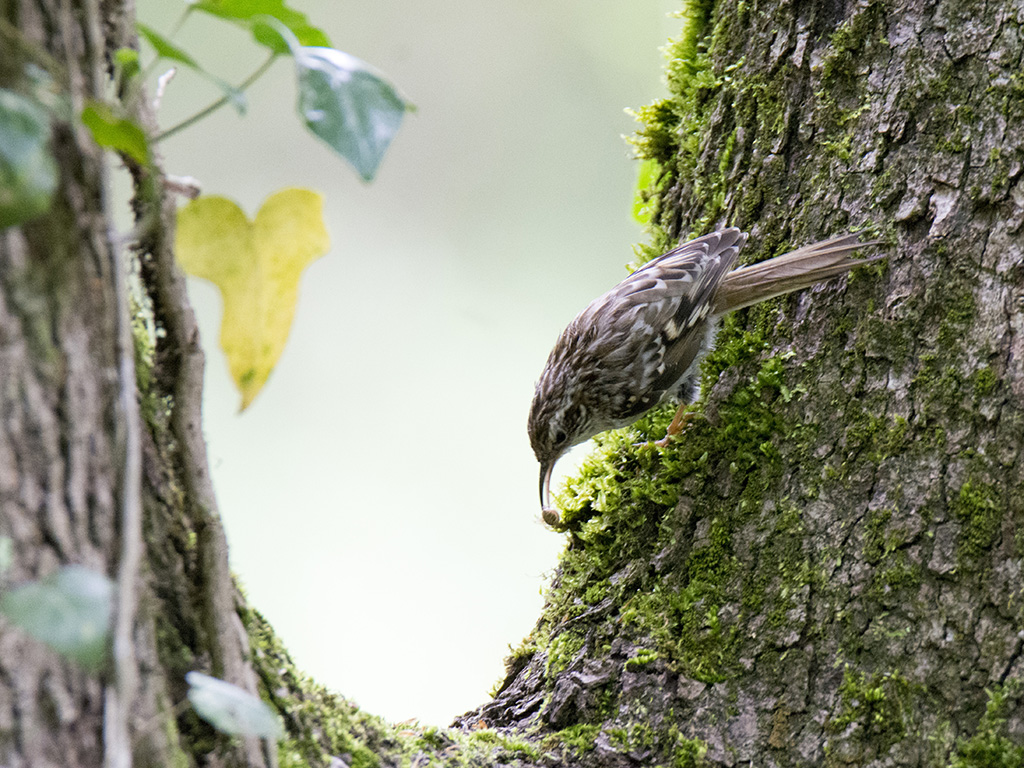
153, 53, 277, 143
168, 8, 191, 39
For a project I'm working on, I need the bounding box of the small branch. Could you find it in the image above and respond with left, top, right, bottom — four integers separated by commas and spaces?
153, 53, 277, 143
136, 110, 272, 768
167, 8, 191, 41
69, 0, 143, 764
163, 174, 202, 199
76, 0, 143, 762
104, 230, 145, 768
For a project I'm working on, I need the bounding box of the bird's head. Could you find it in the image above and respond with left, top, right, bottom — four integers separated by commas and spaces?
528, 367, 593, 514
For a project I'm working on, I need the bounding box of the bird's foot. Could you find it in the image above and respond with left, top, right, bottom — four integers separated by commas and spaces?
651, 408, 695, 447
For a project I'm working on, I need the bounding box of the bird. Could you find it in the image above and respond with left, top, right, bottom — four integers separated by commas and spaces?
527, 228, 882, 523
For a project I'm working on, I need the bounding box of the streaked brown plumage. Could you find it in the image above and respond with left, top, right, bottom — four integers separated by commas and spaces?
528, 228, 882, 521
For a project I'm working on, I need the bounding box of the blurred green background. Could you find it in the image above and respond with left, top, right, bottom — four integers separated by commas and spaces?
135, 0, 680, 726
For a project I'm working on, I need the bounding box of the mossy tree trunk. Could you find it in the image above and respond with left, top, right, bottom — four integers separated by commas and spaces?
461, 0, 1024, 765
1, 2, 276, 766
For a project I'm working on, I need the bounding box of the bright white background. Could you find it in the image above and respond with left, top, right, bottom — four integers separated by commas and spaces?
134, 0, 680, 726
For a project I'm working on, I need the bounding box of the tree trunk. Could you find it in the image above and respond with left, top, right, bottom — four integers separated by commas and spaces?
1, 2, 269, 766
461, 0, 1024, 765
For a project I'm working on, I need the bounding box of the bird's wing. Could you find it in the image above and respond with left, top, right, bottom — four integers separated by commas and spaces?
583, 229, 747, 418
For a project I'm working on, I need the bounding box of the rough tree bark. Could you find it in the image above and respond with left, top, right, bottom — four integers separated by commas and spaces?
460, 0, 1024, 765
1, 2, 272, 766
2, 0, 1022, 766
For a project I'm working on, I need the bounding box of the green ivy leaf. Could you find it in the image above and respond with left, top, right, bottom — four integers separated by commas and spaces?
0, 565, 114, 672
0, 88, 57, 229
81, 101, 150, 165
294, 47, 407, 181
190, 0, 330, 53
186, 671, 284, 739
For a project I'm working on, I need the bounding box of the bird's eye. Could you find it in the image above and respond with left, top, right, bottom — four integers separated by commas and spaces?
555, 430, 567, 445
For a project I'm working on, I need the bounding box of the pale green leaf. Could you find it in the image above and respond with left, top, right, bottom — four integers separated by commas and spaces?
186, 671, 284, 739
295, 47, 407, 181
0, 88, 57, 229
0, 565, 113, 671
81, 101, 150, 165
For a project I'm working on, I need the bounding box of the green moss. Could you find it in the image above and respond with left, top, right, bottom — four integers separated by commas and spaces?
633, 158, 666, 226
972, 366, 999, 399
546, 630, 586, 676
951, 480, 1003, 566
841, 411, 913, 465
863, 507, 895, 564
629, 0, 723, 244
865, 552, 923, 607
671, 0, 715, 70
937, 287, 977, 349
467, 729, 543, 762
910, 264, 981, 424
506, 634, 537, 666
546, 328, 818, 682
913, 354, 965, 422
130, 293, 175, 428
671, 735, 708, 768
529, 0, 924, 758
630, 98, 685, 167
666, 580, 741, 682
820, 1, 886, 85
871, 167, 905, 207
822, 134, 854, 161
829, 667, 912, 748
816, 0, 887, 136
414, 726, 448, 752
583, 579, 611, 605
244, 607, 388, 768
625, 648, 661, 670
251, 600, 561, 767
949, 683, 1024, 768
608, 721, 657, 752
153, 689, 191, 768
550, 723, 601, 758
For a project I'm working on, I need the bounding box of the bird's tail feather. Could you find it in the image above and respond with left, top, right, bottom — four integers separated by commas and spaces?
714, 234, 884, 314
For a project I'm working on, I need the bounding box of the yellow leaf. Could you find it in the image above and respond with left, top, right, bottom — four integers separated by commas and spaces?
175, 189, 330, 410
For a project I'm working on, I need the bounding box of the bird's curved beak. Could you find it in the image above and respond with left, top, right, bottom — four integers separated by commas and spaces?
539, 460, 554, 511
